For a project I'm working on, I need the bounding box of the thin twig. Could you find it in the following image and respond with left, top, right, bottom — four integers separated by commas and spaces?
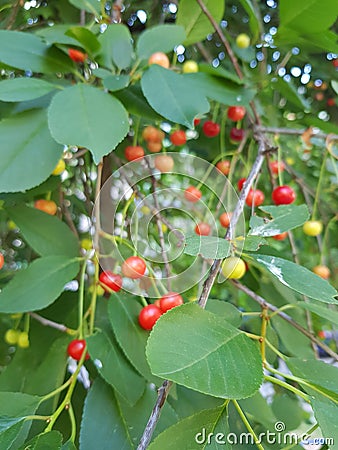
136, 381, 172, 450
231, 281, 338, 361
6, 0, 21, 29
93, 161, 103, 251
29, 313, 69, 333
256, 126, 338, 140
111, 0, 123, 23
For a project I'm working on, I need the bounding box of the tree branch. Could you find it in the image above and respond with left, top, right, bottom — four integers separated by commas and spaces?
231, 280, 338, 361
256, 126, 338, 140
30, 313, 70, 333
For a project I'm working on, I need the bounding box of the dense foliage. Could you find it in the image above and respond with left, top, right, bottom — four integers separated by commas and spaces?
0, 0, 337, 449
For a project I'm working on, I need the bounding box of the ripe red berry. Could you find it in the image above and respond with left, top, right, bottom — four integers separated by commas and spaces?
184, 186, 202, 202
125, 146, 145, 162
170, 130, 187, 146
230, 128, 244, 142
194, 118, 201, 126
99, 271, 122, 293
68, 49, 87, 63
327, 98, 336, 107
245, 189, 265, 207
332, 59, 338, 68
138, 304, 162, 330
272, 232, 288, 241
202, 121, 220, 137
194, 222, 211, 236
122, 256, 146, 279
272, 185, 296, 205
159, 292, 183, 313
237, 177, 246, 191
227, 106, 246, 121
216, 160, 230, 175
219, 212, 232, 228
269, 160, 285, 175
67, 339, 89, 361
0, 253, 4, 270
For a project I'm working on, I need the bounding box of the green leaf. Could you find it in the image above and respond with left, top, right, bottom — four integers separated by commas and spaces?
66, 26, 101, 55
248, 204, 309, 237
98, 24, 133, 70
176, 0, 225, 46
79, 378, 133, 450
107, 293, 161, 385
48, 84, 129, 164
287, 357, 338, 397
271, 315, 314, 358
184, 235, 231, 259
7, 205, 79, 258
0, 417, 25, 450
249, 254, 338, 304
0, 78, 58, 102
86, 331, 145, 406
0, 109, 63, 193
238, 0, 260, 41
186, 72, 256, 107
271, 394, 303, 431
114, 84, 163, 120
238, 235, 267, 251
198, 63, 243, 84
310, 397, 338, 447
279, 0, 338, 34
141, 65, 210, 128
137, 24, 186, 60
148, 406, 226, 450
103, 75, 130, 92
0, 392, 40, 449
0, 256, 80, 313
68, 0, 100, 16
36, 25, 80, 46
147, 303, 263, 399
271, 78, 311, 110
61, 441, 77, 450
297, 301, 338, 324
18, 431, 63, 450
205, 299, 242, 327
0, 30, 74, 73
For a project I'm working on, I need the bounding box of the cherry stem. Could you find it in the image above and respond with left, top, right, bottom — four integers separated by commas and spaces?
311, 150, 327, 220
78, 258, 88, 340
232, 400, 265, 450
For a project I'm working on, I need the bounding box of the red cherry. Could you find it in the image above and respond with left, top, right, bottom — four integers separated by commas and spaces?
170, 130, 187, 146
159, 292, 183, 313
122, 256, 146, 279
138, 304, 162, 330
184, 186, 202, 202
318, 330, 326, 339
67, 339, 89, 361
327, 98, 336, 107
194, 222, 211, 236
230, 128, 244, 142
272, 232, 288, 241
245, 189, 265, 207
227, 106, 246, 121
0, 253, 4, 270
269, 160, 285, 175
272, 185, 296, 205
332, 59, 338, 68
219, 212, 232, 228
202, 121, 220, 137
125, 146, 145, 162
237, 177, 246, 191
68, 49, 87, 63
216, 160, 230, 175
99, 271, 122, 293
194, 118, 201, 126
